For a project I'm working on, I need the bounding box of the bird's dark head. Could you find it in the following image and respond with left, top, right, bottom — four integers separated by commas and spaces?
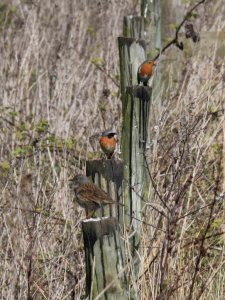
101, 129, 117, 139
69, 174, 89, 189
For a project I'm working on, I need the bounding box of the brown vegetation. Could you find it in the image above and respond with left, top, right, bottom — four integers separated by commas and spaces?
0, 0, 225, 299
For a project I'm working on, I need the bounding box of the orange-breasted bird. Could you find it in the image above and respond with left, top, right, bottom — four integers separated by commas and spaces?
137, 60, 155, 86
99, 129, 117, 159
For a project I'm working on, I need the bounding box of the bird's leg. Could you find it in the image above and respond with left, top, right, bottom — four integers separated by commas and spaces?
109, 203, 112, 217
110, 151, 116, 160
100, 203, 104, 218
100, 153, 107, 161
106, 154, 111, 160
86, 210, 95, 219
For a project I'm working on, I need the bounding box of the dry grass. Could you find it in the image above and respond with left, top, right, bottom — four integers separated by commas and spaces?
0, 1, 137, 299
138, 10, 225, 298
0, 0, 225, 299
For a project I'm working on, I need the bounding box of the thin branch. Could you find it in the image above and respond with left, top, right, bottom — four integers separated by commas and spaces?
187, 155, 222, 300
144, 153, 171, 211
153, 0, 208, 61
92, 63, 120, 87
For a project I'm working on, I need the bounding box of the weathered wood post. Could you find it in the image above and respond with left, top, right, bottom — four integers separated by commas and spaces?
81, 9, 153, 300
118, 17, 152, 276
141, 0, 162, 56
81, 160, 127, 299
82, 217, 127, 300
123, 16, 145, 39
122, 14, 153, 200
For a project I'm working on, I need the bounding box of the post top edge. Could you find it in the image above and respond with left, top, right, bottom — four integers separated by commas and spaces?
118, 37, 146, 48
82, 216, 115, 223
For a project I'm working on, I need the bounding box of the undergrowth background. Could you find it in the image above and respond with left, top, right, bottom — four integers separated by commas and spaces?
0, 0, 225, 299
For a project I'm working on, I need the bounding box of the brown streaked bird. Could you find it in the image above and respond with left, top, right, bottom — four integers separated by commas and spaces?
99, 129, 117, 159
137, 60, 156, 86
70, 174, 115, 217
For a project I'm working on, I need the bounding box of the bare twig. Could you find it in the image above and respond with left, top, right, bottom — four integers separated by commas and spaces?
153, 0, 208, 60
92, 62, 120, 87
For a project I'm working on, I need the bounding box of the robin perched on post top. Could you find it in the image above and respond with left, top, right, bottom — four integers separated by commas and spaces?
70, 174, 116, 217
99, 129, 117, 159
137, 60, 156, 86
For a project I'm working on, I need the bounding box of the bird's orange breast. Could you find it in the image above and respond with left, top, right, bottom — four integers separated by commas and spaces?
99, 136, 116, 152
139, 62, 153, 77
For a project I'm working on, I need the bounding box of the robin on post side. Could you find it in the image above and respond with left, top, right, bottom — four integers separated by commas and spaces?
70, 174, 116, 217
99, 129, 117, 159
137, 60, 156, 86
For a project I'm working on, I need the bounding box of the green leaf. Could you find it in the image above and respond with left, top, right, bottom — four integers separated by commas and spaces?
211, 219, 223, 229
65, 138, 77, 150
169, 23, 178, 30
91, 57, 104, 66
0, 161, 10, 170
87, 26, 96, 36
35, 119, 49, 133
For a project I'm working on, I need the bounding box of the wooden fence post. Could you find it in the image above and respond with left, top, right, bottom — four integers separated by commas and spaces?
82, 8, 153, 300
123, 16, 145, 39
141, 0, 162, 56
118, 35, 152, 276
82, 160, 128, 299
82, 217, 128, 300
